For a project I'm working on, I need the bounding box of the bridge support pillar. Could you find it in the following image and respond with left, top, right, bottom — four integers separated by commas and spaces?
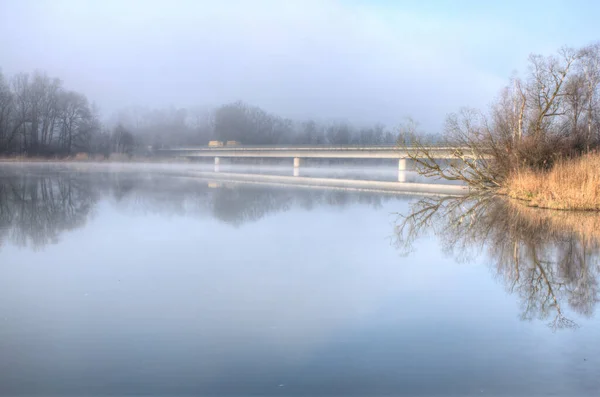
293, 157, 302, 168
293, 167, 300, 177
398, 170, 406, 183
398, 158, 407, 171
214, 157, 221, 165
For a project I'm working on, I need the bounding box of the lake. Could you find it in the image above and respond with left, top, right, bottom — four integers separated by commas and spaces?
0, 164, 598, 396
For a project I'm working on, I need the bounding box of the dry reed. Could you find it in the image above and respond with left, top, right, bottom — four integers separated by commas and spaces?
504, 153, 600, 210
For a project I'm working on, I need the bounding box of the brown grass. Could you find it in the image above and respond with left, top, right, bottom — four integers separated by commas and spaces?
503, 153, 600, 210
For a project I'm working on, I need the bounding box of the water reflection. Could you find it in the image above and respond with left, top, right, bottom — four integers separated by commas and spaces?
0, 172, 98, 250
394, 195, 600, 330
0, 167, 403, 248
2, 166, 600, 394
3, 167, 599, 332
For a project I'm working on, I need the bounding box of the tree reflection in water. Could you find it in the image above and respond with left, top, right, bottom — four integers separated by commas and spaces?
394, 195, 600, 330
9, 167, 596, 331
0, 171, 99, 250
0, 167, 401, 248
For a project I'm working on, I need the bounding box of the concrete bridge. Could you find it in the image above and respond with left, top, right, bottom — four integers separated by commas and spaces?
157, 145, 460, 173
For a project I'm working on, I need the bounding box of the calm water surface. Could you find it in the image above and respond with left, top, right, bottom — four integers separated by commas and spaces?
0, 164, 598, 396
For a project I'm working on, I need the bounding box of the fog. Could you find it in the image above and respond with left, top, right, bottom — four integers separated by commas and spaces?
2, 0, 598, 131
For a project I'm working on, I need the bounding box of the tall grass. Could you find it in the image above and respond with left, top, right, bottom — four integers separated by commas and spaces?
505, 153, 600, 210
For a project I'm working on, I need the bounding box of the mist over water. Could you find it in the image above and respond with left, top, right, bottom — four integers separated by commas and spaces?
0, 165, 598, 396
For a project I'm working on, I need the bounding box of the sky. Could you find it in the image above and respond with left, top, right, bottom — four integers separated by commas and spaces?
0, 0, 598, 131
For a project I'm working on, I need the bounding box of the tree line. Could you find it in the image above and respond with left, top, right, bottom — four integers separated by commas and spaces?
0, 67, 420, 158
112, 101, 412, 152
0, 70, 99, 156
0, 69, 143, 157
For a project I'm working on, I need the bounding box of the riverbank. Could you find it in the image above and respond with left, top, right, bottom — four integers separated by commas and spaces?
0, 154, 189, 163
502, 153, 600, 211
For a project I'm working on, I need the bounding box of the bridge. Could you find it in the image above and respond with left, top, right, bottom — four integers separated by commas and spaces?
157, 145, 460, 173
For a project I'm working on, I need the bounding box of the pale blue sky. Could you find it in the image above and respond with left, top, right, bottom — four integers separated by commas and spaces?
0, 0, 598, 130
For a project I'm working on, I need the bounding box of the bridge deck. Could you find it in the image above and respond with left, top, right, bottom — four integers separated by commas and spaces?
158, 146, 461, 159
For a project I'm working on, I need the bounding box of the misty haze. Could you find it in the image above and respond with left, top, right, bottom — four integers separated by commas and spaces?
1, 1, 600, 396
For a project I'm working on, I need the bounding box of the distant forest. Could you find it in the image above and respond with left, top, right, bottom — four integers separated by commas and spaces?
0, 70, 436, 157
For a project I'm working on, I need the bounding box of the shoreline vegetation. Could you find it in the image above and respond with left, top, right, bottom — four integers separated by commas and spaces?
402, 43, 600, 211
502, 153, 600, 211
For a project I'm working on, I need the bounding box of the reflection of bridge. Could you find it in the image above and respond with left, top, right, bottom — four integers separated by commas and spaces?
157, 145, 461, 174
192, 171, 468, 195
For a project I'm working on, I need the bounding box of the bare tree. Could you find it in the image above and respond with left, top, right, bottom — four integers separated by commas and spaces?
0, 70, 99, 156
401, 43, 600, 189
579, 43, 600, 146
57, 91, 92, 154
112, 124, 135, 155
0, 71, 14, 152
